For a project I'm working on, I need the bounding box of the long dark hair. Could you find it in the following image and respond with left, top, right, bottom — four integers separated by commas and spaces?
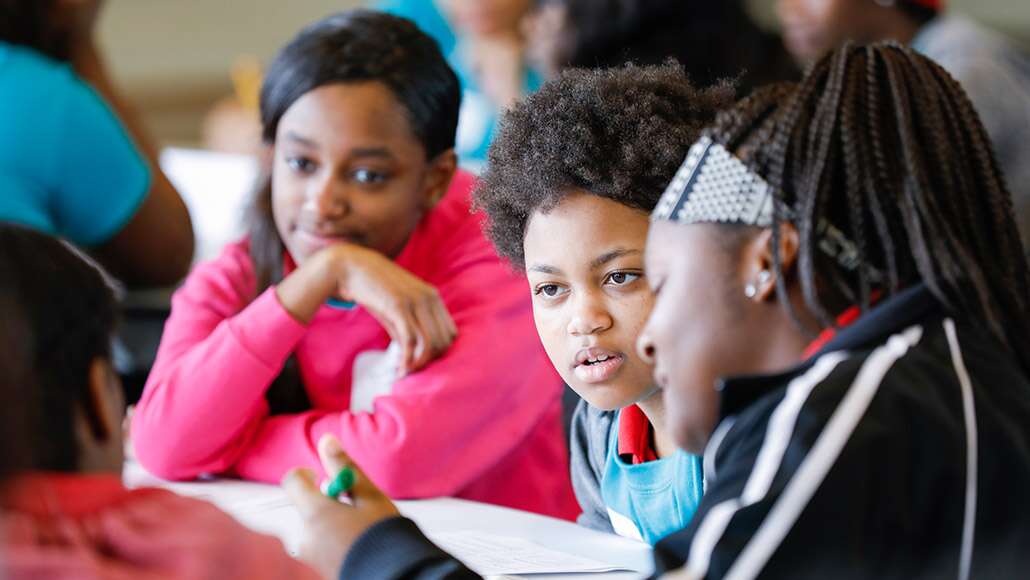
0, 224, 119, 472
248, 9, 461, 413
543, 0, 797, 94
0, 294, 31, 481
0, 0, 71, 60
704, 42, 1030, 371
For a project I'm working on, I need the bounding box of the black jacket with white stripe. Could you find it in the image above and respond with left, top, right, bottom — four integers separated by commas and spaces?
654, 283, 1030, 579
338, 284, 1030, 580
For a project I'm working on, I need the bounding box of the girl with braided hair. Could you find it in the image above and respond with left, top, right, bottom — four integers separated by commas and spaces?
638, 41, 1030, 578
272, 42, 1030, 580
777, 0, 1030, 248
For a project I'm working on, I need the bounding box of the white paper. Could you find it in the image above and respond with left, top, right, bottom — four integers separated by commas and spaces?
350, 341, 402, 413
427, 530, 631, 576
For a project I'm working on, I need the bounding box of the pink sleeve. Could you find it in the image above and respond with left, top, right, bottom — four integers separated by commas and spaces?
131, 246, 308, 480
231, 261, 560, 498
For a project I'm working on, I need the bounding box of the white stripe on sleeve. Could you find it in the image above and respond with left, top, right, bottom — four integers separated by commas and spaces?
703, 416, 737, 489
723, 325, 924, 580
944, 319, 977, 580
684, 351, 850, 580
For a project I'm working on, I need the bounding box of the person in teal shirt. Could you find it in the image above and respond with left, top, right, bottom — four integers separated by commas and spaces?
0, 43, 148, 247
0, 0, 193, 287
599, 406, 705, 544
374, 0, 455, 55
375, 0, 540, 172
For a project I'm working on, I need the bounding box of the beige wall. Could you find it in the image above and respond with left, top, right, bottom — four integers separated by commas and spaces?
100, 0, 1028, 145
99, 0, 363, 144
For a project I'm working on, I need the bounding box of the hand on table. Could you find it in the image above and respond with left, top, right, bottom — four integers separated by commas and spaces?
283, 434, 401, 579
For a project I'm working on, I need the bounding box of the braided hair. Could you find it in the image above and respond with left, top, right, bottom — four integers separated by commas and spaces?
706, 42, 1030, 370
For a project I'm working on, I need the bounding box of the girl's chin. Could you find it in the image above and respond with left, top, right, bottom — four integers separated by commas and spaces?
575, 384, 650, 413
666, 398, 718, 455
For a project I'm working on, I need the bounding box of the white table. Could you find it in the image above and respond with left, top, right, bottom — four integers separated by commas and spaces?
123, 461, 654, 579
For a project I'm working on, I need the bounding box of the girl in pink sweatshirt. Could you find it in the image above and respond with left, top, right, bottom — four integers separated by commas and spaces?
130, 10, 577, 519
0, 224, 319, 580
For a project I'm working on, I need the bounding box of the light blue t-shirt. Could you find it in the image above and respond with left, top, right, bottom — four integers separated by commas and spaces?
449, 43, 543, 173
373, 0, 543, 172
600, 409, 705, 545
0, 43, 150, 246
374, 0, 456, 56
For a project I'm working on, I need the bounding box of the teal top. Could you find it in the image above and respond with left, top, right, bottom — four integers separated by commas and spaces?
599, 409, 705, 545
449, 42, 543, 172
372, 0, 542, 172
0, 43, 150, 245
374, 0, 456, 56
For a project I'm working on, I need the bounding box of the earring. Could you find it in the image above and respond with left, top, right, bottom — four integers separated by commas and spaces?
745, 270, 772, 299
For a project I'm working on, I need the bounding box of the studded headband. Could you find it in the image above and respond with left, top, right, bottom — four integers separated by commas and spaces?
652, 136, 881, 281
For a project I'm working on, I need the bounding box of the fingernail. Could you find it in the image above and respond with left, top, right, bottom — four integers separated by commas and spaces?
318, 434, 343, 455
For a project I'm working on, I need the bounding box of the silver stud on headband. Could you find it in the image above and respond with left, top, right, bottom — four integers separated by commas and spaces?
653, 136, 882, 282
652, 136, 776, 228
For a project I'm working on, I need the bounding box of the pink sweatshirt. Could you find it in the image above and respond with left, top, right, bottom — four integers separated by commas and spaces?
131, 171, 578, 519
1, 473, 320, 580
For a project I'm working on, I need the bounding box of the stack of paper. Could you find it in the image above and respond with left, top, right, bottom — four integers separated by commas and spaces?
427, 530, 632, 576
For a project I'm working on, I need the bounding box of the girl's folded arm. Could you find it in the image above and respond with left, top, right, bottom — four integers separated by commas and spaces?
131, 257, 308, 480
230, 300, 559, 496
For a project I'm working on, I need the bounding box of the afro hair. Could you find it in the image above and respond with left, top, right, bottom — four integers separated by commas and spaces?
474, 63, 735, 269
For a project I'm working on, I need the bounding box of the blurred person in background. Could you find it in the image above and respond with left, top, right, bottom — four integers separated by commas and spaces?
374, 0, 456, 55
378, 0, 541, 173
777, 0, 1030, 250
0, 0, 194, 287
523, 0, 798, 95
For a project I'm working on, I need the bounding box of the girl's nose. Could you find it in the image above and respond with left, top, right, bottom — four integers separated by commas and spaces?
312, 177, 348, 219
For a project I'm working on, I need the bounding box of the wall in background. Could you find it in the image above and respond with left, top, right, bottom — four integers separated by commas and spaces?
99, 0, 363, 144
99, 0, 1028, 145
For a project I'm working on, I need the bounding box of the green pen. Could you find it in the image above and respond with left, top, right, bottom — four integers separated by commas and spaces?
326, 467, 356, 499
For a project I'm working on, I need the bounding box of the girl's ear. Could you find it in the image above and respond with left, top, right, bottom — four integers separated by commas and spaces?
421, 150, 458, 210
741, 223, 801, 302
